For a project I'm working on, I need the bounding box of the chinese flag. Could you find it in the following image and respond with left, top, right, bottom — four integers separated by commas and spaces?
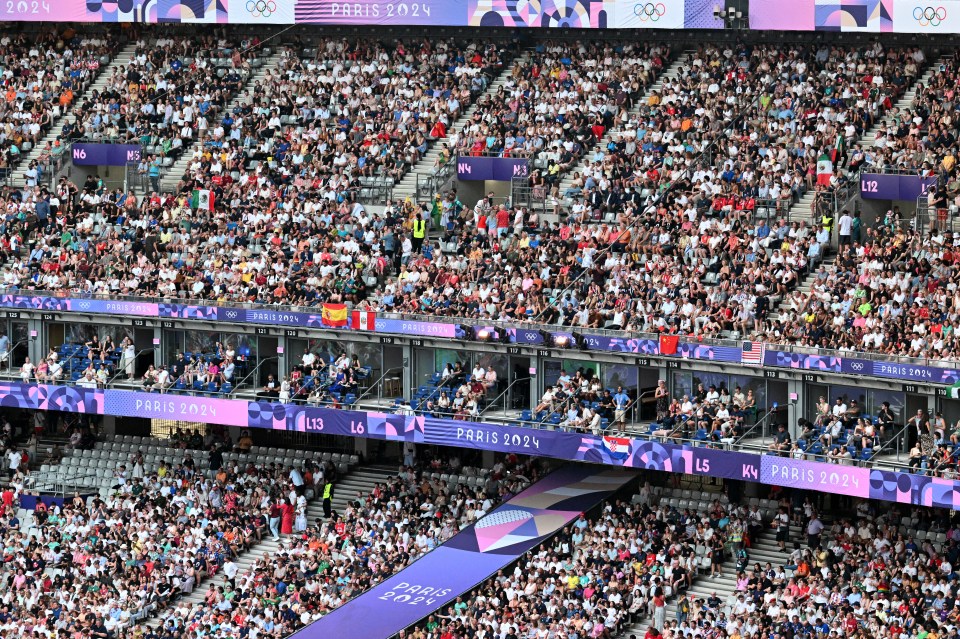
321, 303, 348, 327
659, 334, 679, 356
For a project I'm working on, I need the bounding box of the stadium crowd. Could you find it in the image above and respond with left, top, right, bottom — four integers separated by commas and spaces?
0, 28, 117, 182
140, 457, 536, 638
0, 430, 329, 638
402, 486, 748, 639
0, 40, 945, 362
450, 41, 670, 171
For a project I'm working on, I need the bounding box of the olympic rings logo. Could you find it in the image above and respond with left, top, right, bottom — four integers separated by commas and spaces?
913, 5, 946, 27
246, 0, 276, 18
634, 2, 666, 21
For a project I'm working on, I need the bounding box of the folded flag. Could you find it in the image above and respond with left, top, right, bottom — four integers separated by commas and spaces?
321, 303, 348, 327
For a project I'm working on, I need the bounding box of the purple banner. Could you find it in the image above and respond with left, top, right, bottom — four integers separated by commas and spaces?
103, 392, 250, 426
455, 156, 530, 181
860, 173, 937, 201
760, 456, 870, 498
374, 318, 457, 338
1, 293, 957, 384
841, 358, 959, 384
7, 381, 960, 510
288, 465, 634, 639
764, 349, 843, 373
509, 328, 546, 345
71, 144, 142, 167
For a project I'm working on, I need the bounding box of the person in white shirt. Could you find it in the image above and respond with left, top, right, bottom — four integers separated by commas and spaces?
838, 211, 852, 245
155, 366, 171, 391
7, 447, 21, 479
832, 398, 847, 417
302, 351, 316, 369
20, 357, 34, 382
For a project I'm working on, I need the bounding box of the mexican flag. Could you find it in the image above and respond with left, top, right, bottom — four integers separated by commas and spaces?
190, 189, 214, 211
816, 154, 833, 186
949, 380, 960, 399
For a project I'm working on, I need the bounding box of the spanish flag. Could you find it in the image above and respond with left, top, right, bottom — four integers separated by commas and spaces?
321, 303, 348, 327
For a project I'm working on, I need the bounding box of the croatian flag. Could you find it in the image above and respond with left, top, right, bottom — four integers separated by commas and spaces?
741, 341, 765, 367
352, 310, 376, 331
602, 436, 631, 461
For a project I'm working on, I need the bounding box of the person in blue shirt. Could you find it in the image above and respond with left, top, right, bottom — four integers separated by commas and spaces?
613, 386, 632, 433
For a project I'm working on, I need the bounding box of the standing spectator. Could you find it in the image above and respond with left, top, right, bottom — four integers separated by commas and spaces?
837, 209, 852, 246
0, 332, 9, 366
322, 481, 334, 518
806, 511, 824, 548
6, 446, 21, 479
268, 500, 282, 541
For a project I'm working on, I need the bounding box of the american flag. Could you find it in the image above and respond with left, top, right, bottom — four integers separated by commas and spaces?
741, 341, 765, 367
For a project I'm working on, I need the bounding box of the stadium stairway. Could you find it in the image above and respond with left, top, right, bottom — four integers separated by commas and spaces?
9, 40, 141, 189
156, 48, 285, 195
389, 50, 531, 204
860, 53, 946, 150
618, 491, 815, 638
554, 51, 693, 217
775, 53, 943, 239
138, 462, 398, 631
763, 55, 943, 327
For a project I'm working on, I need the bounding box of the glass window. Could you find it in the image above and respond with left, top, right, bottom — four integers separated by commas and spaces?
867, 389, 905, 422
672, 371, 692, 403
729, 374, 766, 411
603, 364, 638, 394
476, 353, 508, 394
543, 359, 564, 387
435, 349, 471, 374
562, 359, 599, 380
829, 384, 868, 409
65, 323, 133, 346
692, 372, 729, 402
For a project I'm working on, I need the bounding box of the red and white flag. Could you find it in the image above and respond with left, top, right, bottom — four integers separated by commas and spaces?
352, 310, 376, 331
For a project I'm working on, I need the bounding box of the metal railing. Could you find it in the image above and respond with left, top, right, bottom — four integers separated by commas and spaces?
915, 197, 960, 234
416, 161, 456, 202
733, 407, 778, 449
231, 356, 278, 397
352, 366, 404, 406
355, 179, 395, 206
479, 376, 531, 416
6, 288, 960, 372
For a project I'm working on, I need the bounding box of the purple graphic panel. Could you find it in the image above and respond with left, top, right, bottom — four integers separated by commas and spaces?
509, 328, 546, 345
4, 382, 960, 510
104, 391, 248, 426
761, 456, 870, 498
456, 156, 530, 181
841, 358, 959, 384
764, 349, 843, 372
71, 144, 142, 166
374, 318, 457, 338
288, 466, 633, 639
159, 303, 220, 320
860, 173, 937, 201
295, 0, 464, 25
